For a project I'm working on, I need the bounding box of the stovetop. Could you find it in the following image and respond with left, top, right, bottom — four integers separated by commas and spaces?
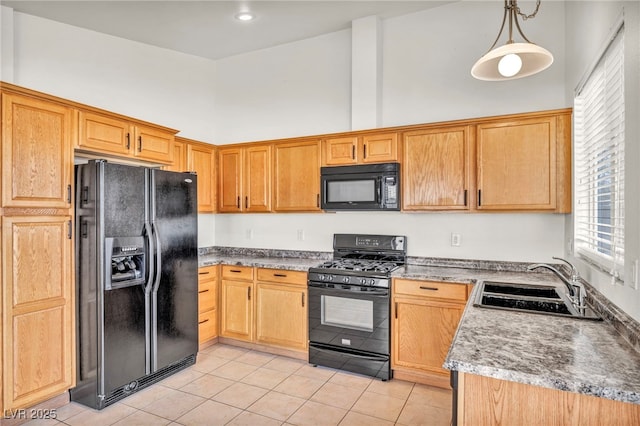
308, 234, 407, 288
313, 258, 402, 274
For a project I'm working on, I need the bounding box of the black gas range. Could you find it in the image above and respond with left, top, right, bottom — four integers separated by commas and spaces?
307, 234, 407, 380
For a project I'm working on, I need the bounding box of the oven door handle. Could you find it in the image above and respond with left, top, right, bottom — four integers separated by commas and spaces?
308, 282, 389, 297
310, 344, 389, 361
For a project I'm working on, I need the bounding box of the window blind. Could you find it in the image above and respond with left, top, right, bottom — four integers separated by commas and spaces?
574, 27, 625, 280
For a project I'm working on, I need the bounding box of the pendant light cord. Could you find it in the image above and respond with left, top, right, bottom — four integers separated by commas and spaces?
485, 0, 541, 52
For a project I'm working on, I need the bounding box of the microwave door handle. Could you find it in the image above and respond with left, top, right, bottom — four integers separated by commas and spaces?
376, 177, 382, 204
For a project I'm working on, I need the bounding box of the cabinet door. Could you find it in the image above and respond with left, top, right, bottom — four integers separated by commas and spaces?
273, 140, 321, 211
361, 132, 398, 163
133, 124, 174, 164
392, 297, 464, 377
165, 141, 186, 172
187, 144, 216, 212
244, 145, 271, 212
78, 111, 132, 156
220, 279, 252, 341
2, 216, 75, 410
402, 126, 470, 210
2, 93, 74, 209
218, 148, 243, 212
255, 283, 307, 350
323, 136, 358, 166
477, 116, 557, 210
198, 265, 218, 343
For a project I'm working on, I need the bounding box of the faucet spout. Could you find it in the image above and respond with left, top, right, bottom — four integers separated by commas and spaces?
527, 263, 576, 297
527, 258, 586, 309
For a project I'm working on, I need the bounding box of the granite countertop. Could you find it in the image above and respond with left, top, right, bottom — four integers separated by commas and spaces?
198, 249, 640, 405
199, 253, 323, 272
444, 277, 640, 405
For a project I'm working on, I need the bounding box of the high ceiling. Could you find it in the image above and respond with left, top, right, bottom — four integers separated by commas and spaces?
1, 1, 452, 60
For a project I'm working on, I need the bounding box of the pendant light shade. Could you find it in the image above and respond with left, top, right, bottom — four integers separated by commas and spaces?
472, 0, 553, 81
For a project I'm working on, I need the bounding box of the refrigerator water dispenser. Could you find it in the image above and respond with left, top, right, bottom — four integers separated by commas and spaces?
105, 236, 146, 290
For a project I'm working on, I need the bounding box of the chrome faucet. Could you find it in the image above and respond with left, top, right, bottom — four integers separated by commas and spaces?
527, 257, 586, 309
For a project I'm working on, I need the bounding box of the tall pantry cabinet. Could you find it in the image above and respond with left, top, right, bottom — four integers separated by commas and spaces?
0, 86, 76, 413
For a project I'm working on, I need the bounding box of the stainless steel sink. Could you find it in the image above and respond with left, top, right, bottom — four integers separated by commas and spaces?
473, 281, 601, 320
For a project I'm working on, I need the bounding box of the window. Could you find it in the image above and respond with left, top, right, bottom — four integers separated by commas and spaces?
574, 26, 625, 280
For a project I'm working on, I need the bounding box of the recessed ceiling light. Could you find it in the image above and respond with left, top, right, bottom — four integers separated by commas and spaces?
235, 12, 255, 22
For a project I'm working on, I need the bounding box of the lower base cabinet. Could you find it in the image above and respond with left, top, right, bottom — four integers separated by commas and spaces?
255, 269, 308, 350
456, 372, 640, 425
198, 265, 219, 344
392, 279, 470, 388
220, 266, 308, 353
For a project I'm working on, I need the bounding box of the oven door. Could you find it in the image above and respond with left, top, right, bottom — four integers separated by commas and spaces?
308, 281, 390, 355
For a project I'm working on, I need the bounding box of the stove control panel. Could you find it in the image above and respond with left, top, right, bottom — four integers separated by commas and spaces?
308, 272, 389, 288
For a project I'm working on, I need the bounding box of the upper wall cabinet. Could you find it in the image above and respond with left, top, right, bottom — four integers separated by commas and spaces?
273, 139, 321, 212
77, 110, 176, 164
164, 140, 186, 172
402, 126, 471, 211
2, 92, 75, 209
186, 140, 216, 213
476, 112, 571, 212
322, 132, 399, 166
218, 144, 271, 213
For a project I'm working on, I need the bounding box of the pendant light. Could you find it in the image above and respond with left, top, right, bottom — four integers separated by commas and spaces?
471, 0, 553, 81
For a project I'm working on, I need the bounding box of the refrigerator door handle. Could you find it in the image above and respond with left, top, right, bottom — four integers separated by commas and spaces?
143, 221, 155, 294
151, 222, 162, 293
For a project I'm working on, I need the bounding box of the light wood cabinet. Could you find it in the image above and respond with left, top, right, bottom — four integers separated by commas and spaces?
186, 141, 216, 213
322, 132, 398, 166
1, 86, 76, 414
218, 266, 308, 354
456, 372, 640, 426
2, 93, 74, 209
273, 140, 321, 212
255, 269, 307, 350
164, 140, 186, 172
402, 126, 471, 210
218, 145, 271, 213
220, 266, 254, 342
198, 265, 218, 344
1, 216, 75, 410
476, 113, 571, 212
392, 279, 470, 388
77, 110, 176, 164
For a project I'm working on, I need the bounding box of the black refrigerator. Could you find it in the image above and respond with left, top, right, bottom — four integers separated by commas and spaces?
71, 160, 198, 409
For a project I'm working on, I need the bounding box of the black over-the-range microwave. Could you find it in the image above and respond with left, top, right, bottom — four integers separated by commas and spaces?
320, 162, 400, 211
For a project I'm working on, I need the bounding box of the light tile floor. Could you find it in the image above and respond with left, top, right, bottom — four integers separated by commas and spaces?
25, 344, 452, 426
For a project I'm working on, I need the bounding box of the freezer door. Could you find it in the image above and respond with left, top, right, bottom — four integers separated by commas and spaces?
150, 169, 198, 372
101, 162, 150, 394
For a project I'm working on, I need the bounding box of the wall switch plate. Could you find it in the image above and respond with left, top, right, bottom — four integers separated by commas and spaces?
297, 229, 305, 241
451, 233, 461, 247
246, 228, 253, 239
632, 260, 639, 290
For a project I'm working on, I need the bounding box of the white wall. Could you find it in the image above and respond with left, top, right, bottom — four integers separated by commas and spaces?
9, 11, 218, 143
212, 1, 568, 264
383, 1, 567, 127
564, 1, 640, 321
215, 212, 565, 262
212, 29, 352, 144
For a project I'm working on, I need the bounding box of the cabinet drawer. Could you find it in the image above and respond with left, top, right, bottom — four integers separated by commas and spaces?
222, 265, 254, 281
256, 268, 307, 286
198, 279, 217, 313
198, 264, 219, 281
198, 310, 217, 343
393, 279, 468, 302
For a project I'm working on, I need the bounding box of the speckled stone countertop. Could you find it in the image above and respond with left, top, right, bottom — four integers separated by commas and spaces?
443, 274, 640, 405
198, 247, 640, 404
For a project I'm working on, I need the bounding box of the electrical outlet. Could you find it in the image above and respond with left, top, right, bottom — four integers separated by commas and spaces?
632, 260, 639, 290
451, 233, 461, 247
245, 228, 253, 239
297, 229, 305, 241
